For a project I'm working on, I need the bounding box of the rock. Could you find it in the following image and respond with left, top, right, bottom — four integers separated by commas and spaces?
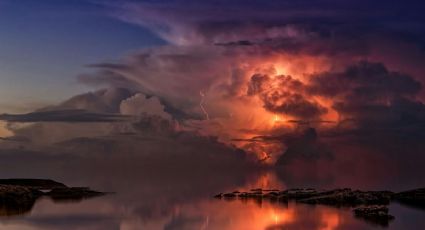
0, 179, 107, 216
393, 188, 425, 208
298, 189, 392, 206
280, 188, 319, 200
263, 192, 280, 202
0, 185, 40, 216
353, 205, 394, 227
213, 193, 223, 198
214, 187, 404, 227
221, 193, 238, 200
215, 188, 393, 206
46, 187, 105, 202
238, 192, 250, 198
0, 179, 67, 190
264, 191, 279, 197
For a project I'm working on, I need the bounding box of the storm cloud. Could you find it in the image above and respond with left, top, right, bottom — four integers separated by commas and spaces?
248, 74, 327, 119
2, 0, 425, 174
308, 61, 425, 127
42, 0, 425, 164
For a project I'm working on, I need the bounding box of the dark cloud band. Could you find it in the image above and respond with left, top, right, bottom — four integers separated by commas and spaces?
0, 110, 128, 123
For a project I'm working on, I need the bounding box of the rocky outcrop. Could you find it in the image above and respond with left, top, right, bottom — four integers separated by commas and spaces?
0, 179, 106, 216
214, 187, 425, 227
353, 205, 394, 227
47, 187, 106, 202
393, 188, 425, 208
216, 188, 392, 206
0, 179, 67, 190
297, 189, 392, 206
0, 185, 40, 216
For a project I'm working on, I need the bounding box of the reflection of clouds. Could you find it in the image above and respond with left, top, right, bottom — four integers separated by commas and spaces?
236, 170, 286, 191
1, 214, 118, 230
162, 200, 295, 230
264, 205, 345, 230
319, 210, 340, 230
166, 199, 368, 230
275, 130, 425, 190
0, 146, 252, 228
0, 167, 424, 229
0, 121, 12, 138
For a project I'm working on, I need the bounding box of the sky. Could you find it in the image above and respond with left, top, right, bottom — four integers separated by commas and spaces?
3, 2, 425, 229
1, 0, 425, 113
1, 0, 425, 189
0, 0, 164, 112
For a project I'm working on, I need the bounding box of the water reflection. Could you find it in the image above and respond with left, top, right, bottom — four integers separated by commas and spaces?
216, 197, 389, 230
0, 202, 35, 217
0, 163, 424, 229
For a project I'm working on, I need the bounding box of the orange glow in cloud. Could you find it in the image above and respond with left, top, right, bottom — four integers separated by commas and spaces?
274, 64, 288, 76
186, 53, 341, 162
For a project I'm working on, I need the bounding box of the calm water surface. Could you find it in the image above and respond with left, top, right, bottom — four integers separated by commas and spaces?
0, 167, 424, 230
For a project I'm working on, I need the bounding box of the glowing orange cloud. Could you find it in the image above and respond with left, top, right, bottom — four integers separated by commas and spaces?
183, 52, 341, 163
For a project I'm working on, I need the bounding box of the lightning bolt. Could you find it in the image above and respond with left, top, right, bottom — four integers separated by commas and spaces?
200, 90, 210, 120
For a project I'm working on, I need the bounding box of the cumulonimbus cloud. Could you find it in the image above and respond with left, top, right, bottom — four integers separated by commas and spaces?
68, 0, 425, 161
3, 0, 425, 166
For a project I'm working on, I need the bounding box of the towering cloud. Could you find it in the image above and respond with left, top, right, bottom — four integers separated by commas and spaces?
2, 0, 425, 168
120, 93, 172, 120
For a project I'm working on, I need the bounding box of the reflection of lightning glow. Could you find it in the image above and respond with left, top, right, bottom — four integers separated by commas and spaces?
199, 90, 210, 120
273, 212, 279, 224
320, 211, 340, 230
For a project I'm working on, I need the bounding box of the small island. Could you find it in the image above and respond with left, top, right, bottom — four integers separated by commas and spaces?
214, 187, 425, 227
0, 179, 106, 216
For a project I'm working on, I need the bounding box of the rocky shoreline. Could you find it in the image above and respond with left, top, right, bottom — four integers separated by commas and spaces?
214, 187, 425, 226
0, 179, 105, 216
